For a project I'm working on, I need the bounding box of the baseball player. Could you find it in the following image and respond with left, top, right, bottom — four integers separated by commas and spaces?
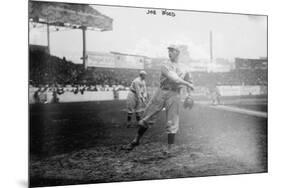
124, 45, 194, 152
214, 86, 221, 105
126, 71, 148, 128
209, 85, 221, 105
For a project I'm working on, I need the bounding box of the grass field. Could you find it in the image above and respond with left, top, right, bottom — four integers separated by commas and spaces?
29, 98, 267, 187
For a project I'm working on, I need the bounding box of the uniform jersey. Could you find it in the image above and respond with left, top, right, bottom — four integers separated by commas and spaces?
129, 77, 147, 98
160, 61, 191, 91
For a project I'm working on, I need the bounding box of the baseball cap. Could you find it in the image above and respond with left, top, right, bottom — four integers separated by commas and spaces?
139, 70, 147, 75
167, 44, 180, 52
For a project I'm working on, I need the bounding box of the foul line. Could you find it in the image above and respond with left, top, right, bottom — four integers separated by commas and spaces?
121, 103, 267, 118
208, 105, 267, 118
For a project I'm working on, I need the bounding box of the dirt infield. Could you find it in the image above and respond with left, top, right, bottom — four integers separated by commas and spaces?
29, 99, 267, 187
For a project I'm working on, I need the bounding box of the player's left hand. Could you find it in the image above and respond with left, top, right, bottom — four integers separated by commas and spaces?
183, 96, 194, 109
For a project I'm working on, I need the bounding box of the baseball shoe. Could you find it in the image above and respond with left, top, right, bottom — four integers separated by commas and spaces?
121, 140, 139, 151
160, 145, 176, 157
160, 148, 173, 158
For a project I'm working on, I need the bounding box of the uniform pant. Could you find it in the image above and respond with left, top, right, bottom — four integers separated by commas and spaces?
141, 88, 180, 134
126, 91, 145, 113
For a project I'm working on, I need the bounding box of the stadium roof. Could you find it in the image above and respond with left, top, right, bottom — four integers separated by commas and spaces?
29, 1, 113, 31
29, 1, 113, 68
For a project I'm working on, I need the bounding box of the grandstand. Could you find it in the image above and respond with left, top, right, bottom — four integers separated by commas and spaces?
29, 46, 84, 85
29, 46, 267, 105
191, 69, 267, 87
30, 47, 267, 86
29, 47, 160, 88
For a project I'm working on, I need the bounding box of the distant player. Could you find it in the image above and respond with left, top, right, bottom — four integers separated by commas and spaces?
209, 85, 221, 105
126, 70, 148, 128
124, 45, 194, 152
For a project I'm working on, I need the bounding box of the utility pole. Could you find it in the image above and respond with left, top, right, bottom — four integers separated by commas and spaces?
210, 30, 213, 63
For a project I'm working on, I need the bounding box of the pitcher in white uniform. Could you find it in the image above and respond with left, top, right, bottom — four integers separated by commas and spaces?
124, 45, 194, 152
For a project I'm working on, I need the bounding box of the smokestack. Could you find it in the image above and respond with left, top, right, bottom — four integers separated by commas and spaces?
210, 30, 213, 63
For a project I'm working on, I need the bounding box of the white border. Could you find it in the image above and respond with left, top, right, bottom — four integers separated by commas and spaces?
1, 0, 279, 188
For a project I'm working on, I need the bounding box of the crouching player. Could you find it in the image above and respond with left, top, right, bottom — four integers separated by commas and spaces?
126, 70, 148, 128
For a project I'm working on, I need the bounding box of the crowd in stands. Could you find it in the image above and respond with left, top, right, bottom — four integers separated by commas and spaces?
191, 69, 267, 87
83, 69, 267, 88
80, 68, 161, 87
29, 48, 267, 101
29, 49, 161, 88
29, 49, 84, 85
30, 83, 130, 104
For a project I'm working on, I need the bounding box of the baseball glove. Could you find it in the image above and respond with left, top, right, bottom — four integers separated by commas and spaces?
183, 96, 194, 109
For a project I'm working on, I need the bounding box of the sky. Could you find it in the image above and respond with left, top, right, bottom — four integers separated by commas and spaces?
29, 4, 267, 64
